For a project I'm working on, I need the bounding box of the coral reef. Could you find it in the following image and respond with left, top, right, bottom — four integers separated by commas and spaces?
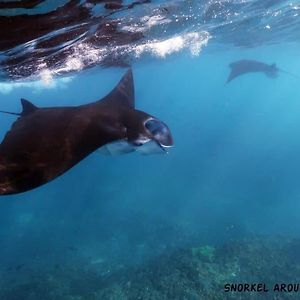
0, 236, 300, 299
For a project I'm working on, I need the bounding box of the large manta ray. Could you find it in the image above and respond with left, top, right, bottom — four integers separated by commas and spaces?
226, 59, 299, 83
226, 59, 279, 83
0, 69, 173, 196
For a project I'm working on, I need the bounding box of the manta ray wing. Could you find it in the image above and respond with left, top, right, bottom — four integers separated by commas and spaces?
0, 71, 134, 195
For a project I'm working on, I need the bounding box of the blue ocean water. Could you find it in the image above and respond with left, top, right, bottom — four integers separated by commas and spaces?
1, 1, 300, 299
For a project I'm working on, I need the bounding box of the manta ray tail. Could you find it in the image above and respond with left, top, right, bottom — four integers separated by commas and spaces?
278, 68, 300, 80
0, 98, 38, 117
0, 110, 20, 116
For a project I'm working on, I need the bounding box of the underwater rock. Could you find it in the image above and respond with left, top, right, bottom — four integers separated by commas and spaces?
90, 257, 106, 265
191, 245, 215, 262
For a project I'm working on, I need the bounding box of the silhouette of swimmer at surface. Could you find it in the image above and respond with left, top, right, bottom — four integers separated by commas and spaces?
0, 0, 151, 79
0, 0, 44, 9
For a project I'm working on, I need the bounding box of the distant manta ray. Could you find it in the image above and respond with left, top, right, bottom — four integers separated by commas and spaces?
226, 59, 298, 83
0, 69, 173, 196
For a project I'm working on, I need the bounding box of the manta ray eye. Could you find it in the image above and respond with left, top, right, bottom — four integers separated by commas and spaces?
145, 119, 173, 147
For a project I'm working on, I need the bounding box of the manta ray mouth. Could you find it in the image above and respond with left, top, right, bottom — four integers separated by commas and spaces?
97, 139, 172, 156
135, 140, 172, 155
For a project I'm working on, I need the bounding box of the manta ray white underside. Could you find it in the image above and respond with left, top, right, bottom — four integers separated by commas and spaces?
97, 139, 169, 156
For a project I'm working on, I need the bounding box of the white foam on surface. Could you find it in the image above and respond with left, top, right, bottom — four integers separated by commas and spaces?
1, 27, 210, 90
133, 32, 210, 58
55, 43, 104, 74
